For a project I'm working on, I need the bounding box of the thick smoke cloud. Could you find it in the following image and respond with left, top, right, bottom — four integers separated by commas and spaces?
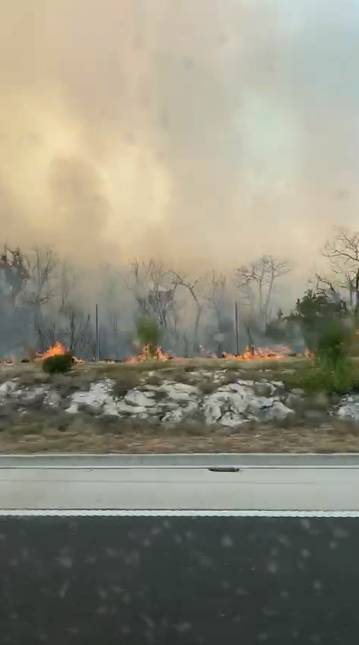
0, 0, 359, 274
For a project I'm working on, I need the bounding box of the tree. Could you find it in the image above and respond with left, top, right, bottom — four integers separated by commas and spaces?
171, 270, 203, 353
265, 308, 288, 342
204, 272, 232, 352
60, 304, 93, 355
128, 260, 177, 330
0, 245, 30, 306
322, 227, 359, 312
24, 246, 58, 309
205, 272, 228, 330
235, 255, 292, 327
289, 288, 347, 350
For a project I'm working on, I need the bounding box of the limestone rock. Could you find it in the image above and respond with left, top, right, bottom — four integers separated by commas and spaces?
44, 390, 62, 408
0, 380, 18, 398
266, 401, 294, 421
66, 379, 119, 416
125, 389, 155, 407
337, 395, 359, 422
160, 382, 200, 402
253, 382, 275, 397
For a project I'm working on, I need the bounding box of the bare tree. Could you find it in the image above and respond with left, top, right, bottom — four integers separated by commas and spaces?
58, 261, 78, 312
171, 271, 203, 353
0, 245, 30, 306
60, 304, 94, 355
30, 256, 93, 354
322, 227, 359, 312
235, 255, 292, 327
205, 272, 227, 330
203, 272, 234, 351
128, 260, 177, 330
24, 246, 58, 309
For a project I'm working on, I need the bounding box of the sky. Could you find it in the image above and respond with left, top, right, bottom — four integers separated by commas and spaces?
1, 0, 359, 276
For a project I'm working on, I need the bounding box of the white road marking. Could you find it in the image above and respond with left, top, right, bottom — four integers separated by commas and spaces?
0, 509, 358, 518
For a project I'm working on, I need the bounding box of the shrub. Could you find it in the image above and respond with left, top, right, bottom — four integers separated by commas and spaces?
136, 317, 161, 357
316, 320, 353, 370
42, 353, 73, 374
289, 364, 354, 395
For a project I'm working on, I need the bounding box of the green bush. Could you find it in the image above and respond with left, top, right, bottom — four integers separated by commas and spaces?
42, 353, 73, 374
136, 317, 161, 357
284, 321, 358, 394
316, 320, 353, 369
290, 365, 354, 394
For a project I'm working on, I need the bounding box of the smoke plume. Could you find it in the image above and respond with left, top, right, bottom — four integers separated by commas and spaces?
0, 0, 359, 276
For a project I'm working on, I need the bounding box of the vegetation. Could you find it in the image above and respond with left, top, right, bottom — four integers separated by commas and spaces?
284, 321, 357, 395
136, 317, 161, 356
316, 320, 353, 369
42, 353, 73, 374
288, 289, 347, 351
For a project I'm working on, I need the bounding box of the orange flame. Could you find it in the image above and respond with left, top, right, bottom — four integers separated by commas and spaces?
38, 341, 68, 360
222, 345, 292, 361
126, 344, 171, 363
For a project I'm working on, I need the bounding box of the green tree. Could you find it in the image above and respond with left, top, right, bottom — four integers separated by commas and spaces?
288, 289, 347, 350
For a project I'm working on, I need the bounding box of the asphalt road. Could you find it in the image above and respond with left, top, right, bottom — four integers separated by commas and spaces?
1, 456, 359, 644
1, 514, 359, 644
1, 454, 359, 510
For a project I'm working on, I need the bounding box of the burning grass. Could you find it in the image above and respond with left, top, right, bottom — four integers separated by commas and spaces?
125, 344, 171, 363
222, 345, 292, 361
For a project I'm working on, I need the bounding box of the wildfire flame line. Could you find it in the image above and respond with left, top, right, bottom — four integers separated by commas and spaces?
126, 344, 171, 363
222, 345, 292, 361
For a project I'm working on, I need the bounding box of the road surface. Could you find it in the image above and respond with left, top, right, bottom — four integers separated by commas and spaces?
1, 455, 359, 644
1, 453, 359, 511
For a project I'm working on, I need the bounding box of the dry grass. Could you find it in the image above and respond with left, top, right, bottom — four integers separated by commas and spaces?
0, 355, 309, 380
1, 419, 359, 453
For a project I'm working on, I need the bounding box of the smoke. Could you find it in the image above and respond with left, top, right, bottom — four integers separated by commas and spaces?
1, 0, 359, 276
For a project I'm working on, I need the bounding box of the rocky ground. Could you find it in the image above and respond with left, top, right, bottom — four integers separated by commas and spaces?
0, 358, 359, 452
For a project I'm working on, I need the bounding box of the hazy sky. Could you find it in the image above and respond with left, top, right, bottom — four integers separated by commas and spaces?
1, 0, 359, 273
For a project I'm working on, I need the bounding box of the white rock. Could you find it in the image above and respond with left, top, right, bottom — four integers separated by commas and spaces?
211, 386, 253, 414
21, 386, 49, 402
160, 382, 199, 402
247, 396, 275, 415
253, 382, 276, 397
203, 386, 250, 424
0, 380, 18, 398
265, 401, 294, 421
113, 401, 138, 415
204, 398, 222, 424
44, 390, 62, 408
203, 381, 294, 425
125, 389, 156, 407
224, 383, 248, 393
162, 408, 185, 423
102, 400, 121, 416
66, 379, 119, 416
337, 396, 359, 421
162, 400, 198, 424
66, 403, 79, 415
220, 411, 247, 428
236, 379, 255, 387
143, 385, 161, 392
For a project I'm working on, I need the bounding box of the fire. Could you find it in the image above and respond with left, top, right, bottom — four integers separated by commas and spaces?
222, 345, 292, 361
126, 344, 171, 363
38, 341, 68, 360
